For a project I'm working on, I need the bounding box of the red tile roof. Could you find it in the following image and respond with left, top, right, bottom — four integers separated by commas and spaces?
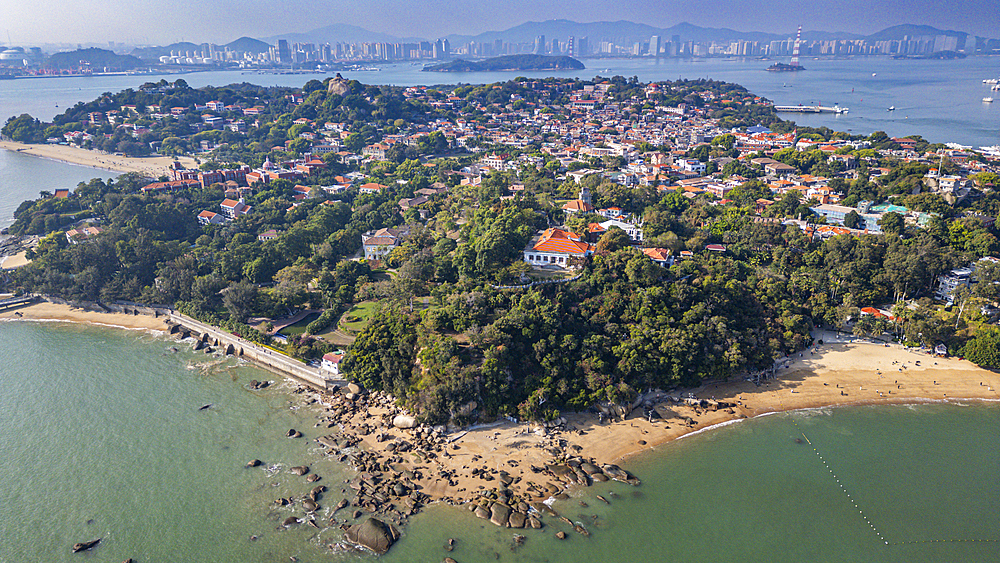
642, 247, 671, 261
533, 228, 591, 255
562, 199, 595, 212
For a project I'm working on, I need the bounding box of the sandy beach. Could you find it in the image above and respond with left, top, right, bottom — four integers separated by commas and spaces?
5, 301, 999, 513
0, 300, 168, 331
0, 140, 197, 177
0, 251, 30, 269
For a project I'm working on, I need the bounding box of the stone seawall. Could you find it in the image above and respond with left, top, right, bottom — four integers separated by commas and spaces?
35, 294, 344, 392
165, 312, 345, 391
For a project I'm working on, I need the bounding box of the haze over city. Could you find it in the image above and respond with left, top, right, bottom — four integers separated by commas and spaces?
4, 0, 998, 46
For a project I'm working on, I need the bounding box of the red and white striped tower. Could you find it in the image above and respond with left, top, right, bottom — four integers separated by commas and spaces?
791, 25, 802, 67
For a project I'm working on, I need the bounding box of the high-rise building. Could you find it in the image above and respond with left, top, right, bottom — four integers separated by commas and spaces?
277, 39, 291, 64
577, 37, 589, 57
649, 35, 661, 56
567, 36, 575, 57
534, 35, 546, 55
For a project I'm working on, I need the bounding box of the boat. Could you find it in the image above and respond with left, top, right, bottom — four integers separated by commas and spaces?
872, 73, 877, 77
985, 79, 1000, 84
984, 97, 994, 103
887, 106, 895, 111
992, 84, 1000, 91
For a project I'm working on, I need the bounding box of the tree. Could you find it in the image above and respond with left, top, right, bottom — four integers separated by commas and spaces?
960, 326, 1000, 368
878, 212, 904, 236
223, 280, 259, 323
594, 227, 631, 255
843, 210, 862, 230
2, 114, 45, 143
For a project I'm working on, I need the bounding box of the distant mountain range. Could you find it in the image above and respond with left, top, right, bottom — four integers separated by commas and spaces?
130, 37, 270, 59
125, 20, 995, 56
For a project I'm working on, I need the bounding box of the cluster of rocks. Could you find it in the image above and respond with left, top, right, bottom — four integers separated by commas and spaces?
269, 380, 644, 555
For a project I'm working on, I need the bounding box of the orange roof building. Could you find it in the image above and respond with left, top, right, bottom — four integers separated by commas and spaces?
523, 228, 592, 268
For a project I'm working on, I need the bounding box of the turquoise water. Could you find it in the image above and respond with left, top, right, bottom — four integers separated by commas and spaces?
0, 321, 354, 562
1, 320, 998, 562
382, 404, 1000, 563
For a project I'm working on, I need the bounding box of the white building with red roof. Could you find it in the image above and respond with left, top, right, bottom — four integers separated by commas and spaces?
321, 353, 344, 375
220, 198, 251, 219
523, 228, 592, 268
197, 210, 225, 225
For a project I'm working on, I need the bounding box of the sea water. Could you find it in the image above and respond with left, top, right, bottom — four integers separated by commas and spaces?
383, 403, 1000, 563
1, 57, 997, 146
0, 321, 354, 562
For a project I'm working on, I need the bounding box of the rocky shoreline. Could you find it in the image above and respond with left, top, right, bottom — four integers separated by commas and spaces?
263, 381, 646, 555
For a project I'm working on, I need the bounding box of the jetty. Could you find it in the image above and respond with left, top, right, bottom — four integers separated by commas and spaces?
774, 105, 849, 114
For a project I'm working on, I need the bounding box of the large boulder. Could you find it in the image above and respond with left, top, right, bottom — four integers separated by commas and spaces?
393, 415, 417, 429
489, 503, 512, 527
508, 511, 527, 528
327, 73, 350, 96
344, 518, 400, 555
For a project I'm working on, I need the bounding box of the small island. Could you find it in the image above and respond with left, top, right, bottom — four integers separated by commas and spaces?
423, 54, 585, 72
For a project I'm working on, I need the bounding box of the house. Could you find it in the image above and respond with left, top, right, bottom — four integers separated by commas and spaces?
562, 186, 595, 214
523, 228, 592, 268
65, 226, 103, 244
597, 218, 643, 241
321, 353, 343, 375
641, 247, 673, 266
935, 267, 973, 304
53, 189, 70, 198
359, 182, 386, 194
258, 229, 280, 241
220, 198, 251, 219
361, 227, 409, 260
399, 195, 429, 211
197, 210, 225, 225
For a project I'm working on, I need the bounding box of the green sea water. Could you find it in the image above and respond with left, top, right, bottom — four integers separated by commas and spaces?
2, 320, 998, 563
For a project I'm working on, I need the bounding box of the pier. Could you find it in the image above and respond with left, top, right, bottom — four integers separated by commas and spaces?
774, 105, 849, 114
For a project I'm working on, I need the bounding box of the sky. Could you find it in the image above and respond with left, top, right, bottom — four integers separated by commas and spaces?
3, 0, 997, 46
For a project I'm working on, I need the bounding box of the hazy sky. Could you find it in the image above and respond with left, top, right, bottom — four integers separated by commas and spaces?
4, 0, 997, 46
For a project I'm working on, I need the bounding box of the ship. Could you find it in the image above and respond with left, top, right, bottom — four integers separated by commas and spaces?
767, 25, 805, 72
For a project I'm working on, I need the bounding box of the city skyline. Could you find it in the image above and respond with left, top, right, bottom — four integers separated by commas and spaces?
4, 0, 998, 47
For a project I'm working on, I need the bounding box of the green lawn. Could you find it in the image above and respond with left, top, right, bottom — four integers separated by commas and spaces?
277, 312, 321, 337
339, 301, 379, 333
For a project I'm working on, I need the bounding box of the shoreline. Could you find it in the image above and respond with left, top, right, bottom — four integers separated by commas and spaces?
285, 327, 1000, 532
5, 302, 1000, 517
0, 141, 198, 177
